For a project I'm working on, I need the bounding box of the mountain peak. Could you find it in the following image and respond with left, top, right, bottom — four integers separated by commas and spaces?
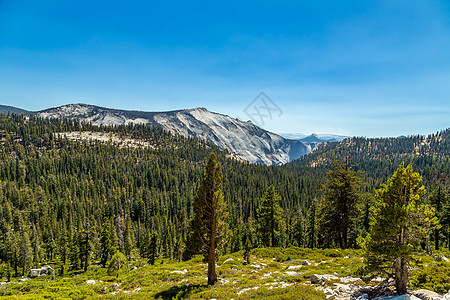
28, 103, 312, 165
300, 133, 324, 144
185, 107, 210, 113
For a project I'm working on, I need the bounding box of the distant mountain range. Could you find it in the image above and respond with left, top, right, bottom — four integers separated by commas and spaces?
1, 104, 337, 165
280, 133, 350, 143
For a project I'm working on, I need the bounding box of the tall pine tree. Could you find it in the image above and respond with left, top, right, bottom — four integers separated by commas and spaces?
257, 185, 284, 247
362, 163, 437, 294
184, 153, 229, 285
318, 159, 362, 249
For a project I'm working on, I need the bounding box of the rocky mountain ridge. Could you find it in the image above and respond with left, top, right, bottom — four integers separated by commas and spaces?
0, 104, 313, 165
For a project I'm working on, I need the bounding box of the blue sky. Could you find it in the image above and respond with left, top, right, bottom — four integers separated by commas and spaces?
0, 0, 449, 137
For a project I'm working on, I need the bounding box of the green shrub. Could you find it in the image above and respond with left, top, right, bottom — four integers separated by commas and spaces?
108, 251, 127, 277
410, 261, 450, 293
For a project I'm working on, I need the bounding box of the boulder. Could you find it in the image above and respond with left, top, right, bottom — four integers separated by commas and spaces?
340, 276, 362, 283
373, 295, 422, 300
301, 260, 311, 266
310, 274, 321, 284
87, 280, 96, 285
311, 274, 339, 284
323, 288, 333, 295
413, 289, 442, 300
287, 265, 302, 270
29, 269, 40, 278
333, 283, 350, 293
29, 265, 54, 278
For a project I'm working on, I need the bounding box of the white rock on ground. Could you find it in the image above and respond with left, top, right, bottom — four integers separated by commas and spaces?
29, 265, 54, 278
301, 260, 312, 266
263, 271, 279, 278
373, 295, 421, 300
287, 265, 302, 270
171, 269, 188, 274
285, 271, 298, 276
237, 286, 259, 295
339, 276, 361, 283
412, 289, 442, 300
222, 258, 234, 264
310, 274, 339, 284
86, 280, 96, 285
333, 283, 350, 293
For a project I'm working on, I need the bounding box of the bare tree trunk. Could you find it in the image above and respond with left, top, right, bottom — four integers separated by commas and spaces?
394, 257, 408, 294
208, 217, 217, 285
343, 228, 348, 249
271, 206, 275, 247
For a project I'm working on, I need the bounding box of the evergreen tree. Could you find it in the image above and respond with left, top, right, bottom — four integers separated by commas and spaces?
439, 189, 450, 250
69, 233, 80, 270
318, 159, 363, 249
184, 153, 229, 285
149, 232, 158, 265
362, 163, 438, 294
242, 218, 253, 264
292, 209, 306, 247
7, 232, 19, 277
429, 185, 447, 250
123, 217, 133, 268
107, 251, 126, 278
139, 228, 150, 260
100, 220, 115, 267
19, 231, 32, 276
307, 200, 317, 248
59, 233, 68, 274
256, 185, 283, 247
78, 227, 92, 272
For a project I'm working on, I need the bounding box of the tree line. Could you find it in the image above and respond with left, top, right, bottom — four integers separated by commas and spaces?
0, 113, 448, 290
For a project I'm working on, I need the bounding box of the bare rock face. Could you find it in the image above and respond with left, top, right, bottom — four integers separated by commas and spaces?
36, 104, 311, 165
29, 265, 54, 278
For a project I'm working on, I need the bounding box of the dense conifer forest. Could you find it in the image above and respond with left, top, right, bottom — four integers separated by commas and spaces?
0, 113, 448, 279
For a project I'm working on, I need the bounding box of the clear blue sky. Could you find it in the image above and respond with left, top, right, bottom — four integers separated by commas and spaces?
1, 0, 449, 137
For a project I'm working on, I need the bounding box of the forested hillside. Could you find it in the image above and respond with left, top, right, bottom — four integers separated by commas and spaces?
290, 130, 450, 190
0, 113, 448, 280
0, 114, 322, 277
